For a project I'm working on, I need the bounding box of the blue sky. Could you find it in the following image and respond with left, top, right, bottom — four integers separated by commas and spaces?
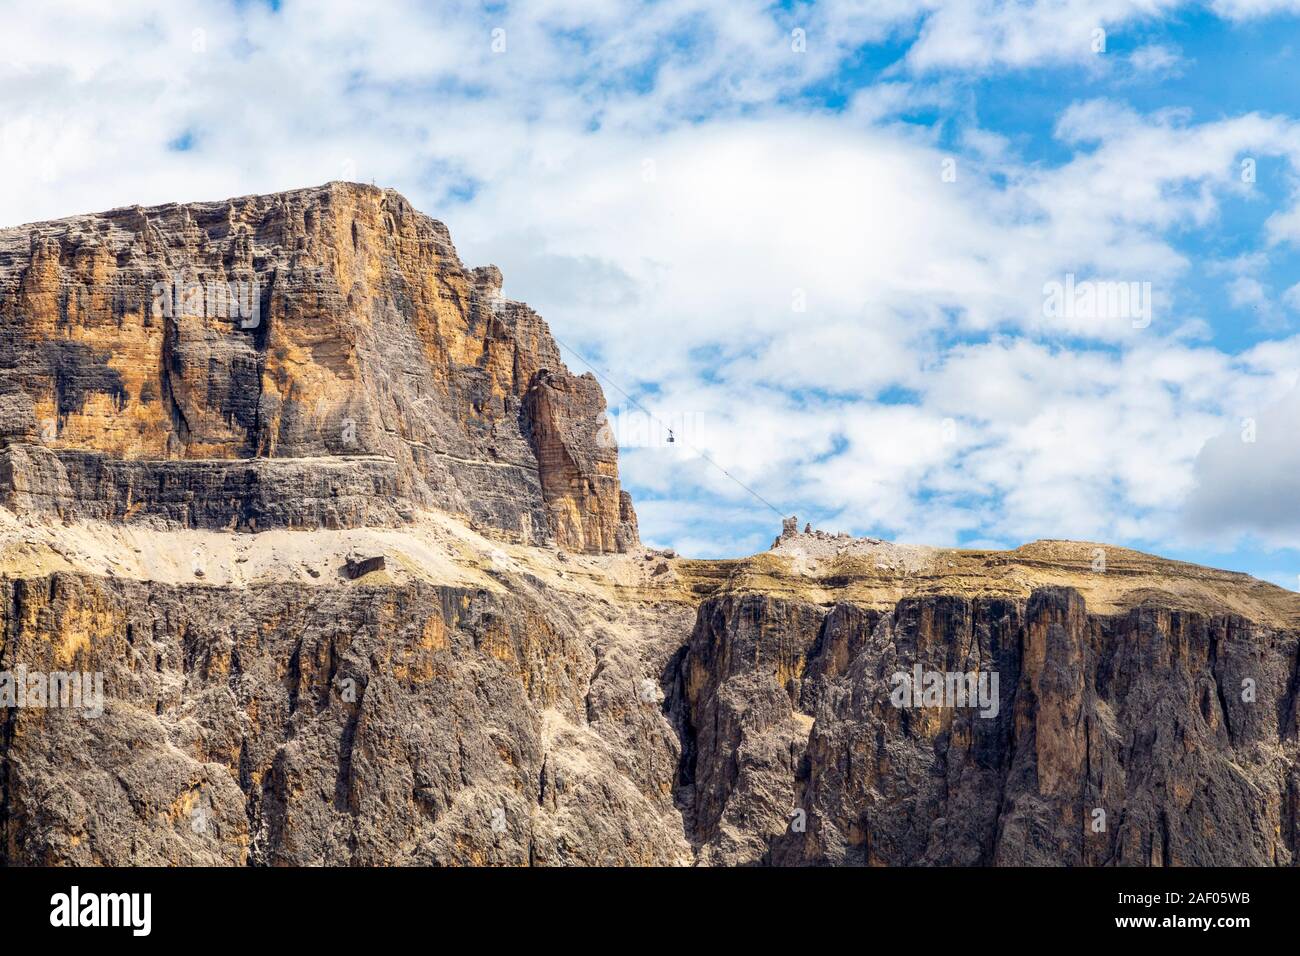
3, 1, 1300, 585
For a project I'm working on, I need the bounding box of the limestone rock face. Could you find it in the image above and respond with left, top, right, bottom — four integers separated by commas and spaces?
672, 586, 1300, 866
524, 370, 639, 555
0, 569, 692, 865
0, 183, 637, 551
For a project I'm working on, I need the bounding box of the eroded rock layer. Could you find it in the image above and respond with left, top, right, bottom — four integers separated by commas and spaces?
0, 568, 692, 865
674, 587, 1300, 866
0, 183, 637, 551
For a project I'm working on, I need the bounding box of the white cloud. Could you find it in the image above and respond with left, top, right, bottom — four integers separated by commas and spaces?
1129, 43, 1184, 74
1229, 275, 1268, 307
2, 1, 1300, 562
1266, 202, 1300, 245
1284, 282, 1300, 310
905, 0, 1183, 72
1186, 383, 1300, 543
1211, 0, 1300, 17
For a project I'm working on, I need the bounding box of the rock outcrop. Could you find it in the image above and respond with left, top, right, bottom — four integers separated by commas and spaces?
0, 564, 693, 865
2, 187, 1299, 867
674, 586, 1300, 866
0, 183, 637, 552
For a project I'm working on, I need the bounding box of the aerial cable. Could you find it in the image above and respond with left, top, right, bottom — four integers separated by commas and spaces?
549, 333, 789, 519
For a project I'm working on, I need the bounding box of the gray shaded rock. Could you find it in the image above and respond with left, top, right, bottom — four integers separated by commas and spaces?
343, 553, 386, 579
672, 587, 1300, 866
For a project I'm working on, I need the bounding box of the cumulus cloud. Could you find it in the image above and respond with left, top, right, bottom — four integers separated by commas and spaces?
1186, 384, 1300, 542
1284, 282, 1300, 311
1211, 0, 1300, 17
1128, 43, 1185, 74
2, 0, 1300, 567
905, 0, 1182, 72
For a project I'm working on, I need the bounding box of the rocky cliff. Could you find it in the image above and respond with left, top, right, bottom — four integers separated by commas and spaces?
2, 187, 1299, 867
0, 182, 636, 552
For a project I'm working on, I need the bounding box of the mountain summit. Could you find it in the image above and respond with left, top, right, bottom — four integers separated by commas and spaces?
0, 182, 636, 552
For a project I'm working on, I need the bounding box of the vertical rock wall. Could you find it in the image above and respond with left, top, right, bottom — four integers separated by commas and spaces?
0, 183, 637, 550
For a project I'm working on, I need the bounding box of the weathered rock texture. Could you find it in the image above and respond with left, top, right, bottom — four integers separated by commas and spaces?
0, 567, 692, 865
675, 587, 1300, 866
2, 189, 1300, 867
0, 183, 637, 552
